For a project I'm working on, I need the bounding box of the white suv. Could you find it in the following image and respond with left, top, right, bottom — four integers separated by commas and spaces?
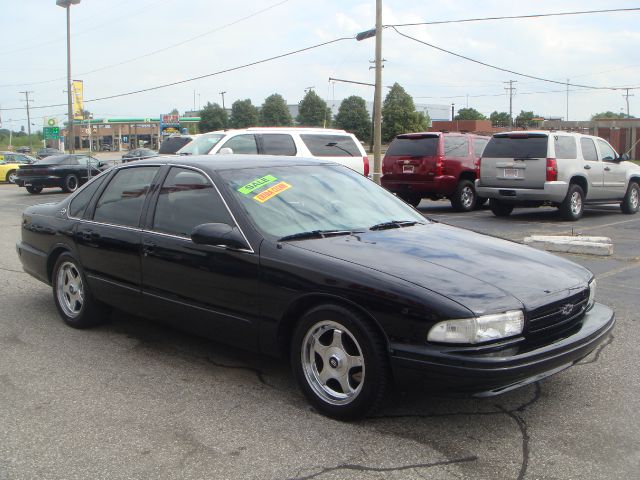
176, 127, 369, 175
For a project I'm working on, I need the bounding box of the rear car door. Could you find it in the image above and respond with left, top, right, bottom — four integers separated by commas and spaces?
257, 133, 297, 156
597, 138, 626, 198
579, 137, 604, 200
75, 165, 160, 311
480, 133, 548, 188
141, 166, 260, 348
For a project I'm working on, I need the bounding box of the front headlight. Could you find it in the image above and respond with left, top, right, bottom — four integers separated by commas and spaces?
427, 310, 524, 344
587, 280, 596, 311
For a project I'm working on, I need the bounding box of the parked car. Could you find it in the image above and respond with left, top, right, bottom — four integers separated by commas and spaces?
381, 132, 489, 210
16, 155, 614, 419
15, 154, 106, 194
36, 147, 64, 159
0, 152, 36, 183
16, 146, 32, 154
159, 135, 196, 155
100, 144, 113, 152
122, 148, 158, 163
476, 131, 640, 220
177, 128, 369, 175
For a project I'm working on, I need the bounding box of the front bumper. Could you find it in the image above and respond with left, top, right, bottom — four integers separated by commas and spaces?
475, 180, 568, 203
390, 302, 614, 396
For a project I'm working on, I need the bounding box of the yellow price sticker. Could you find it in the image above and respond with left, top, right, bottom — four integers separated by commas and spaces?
253, 181, 291, 203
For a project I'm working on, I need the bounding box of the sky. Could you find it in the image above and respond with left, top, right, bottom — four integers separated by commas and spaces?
1, 0, 639, 131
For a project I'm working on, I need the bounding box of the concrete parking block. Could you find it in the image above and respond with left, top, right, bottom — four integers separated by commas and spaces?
524, 235, 613, 256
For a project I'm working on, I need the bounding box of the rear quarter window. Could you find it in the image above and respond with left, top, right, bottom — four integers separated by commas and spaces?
443, 136, 469, 157
554, 136, 577, 159
386, 136, 438, 156
299, 134, 360, 157
483, 136, 548, 158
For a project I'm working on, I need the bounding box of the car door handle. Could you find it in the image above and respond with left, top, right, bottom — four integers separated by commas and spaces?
583, 165, 591, 170
79, 230, 100, 241
604, 167, 611, 171
142, 242, 156, 256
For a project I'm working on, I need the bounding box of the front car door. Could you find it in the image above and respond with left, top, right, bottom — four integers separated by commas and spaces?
217, 134, 258, 154
75, 165, 161, 312
140, 166, 260, 349
597, 138, 627, 198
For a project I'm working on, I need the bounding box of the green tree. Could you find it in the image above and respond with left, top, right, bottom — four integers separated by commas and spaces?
381, 83, 429, 142
515, 110, 538, 128
489, 111, 511, 127
334, 95, 372, 142
260, 93, 292, 126
229, 99, 259, 128
296, 90, 331, 127
454, 107, 486, 120
591, 111, 634, 120
169, 108, 180, 116
198, 102, 228, 132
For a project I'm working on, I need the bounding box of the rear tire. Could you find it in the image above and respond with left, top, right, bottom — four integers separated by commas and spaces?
6, 170, 17, 184
621, 182, 639, 214
25, 185, 43, 194
451, 179, 477, 212
291, 304, 390, 420
489, 199, 514, 217
63, 174, 79, 193
559, 184, 584, 221
399, 194, 421, 208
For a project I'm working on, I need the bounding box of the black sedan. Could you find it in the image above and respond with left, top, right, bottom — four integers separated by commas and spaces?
16, 155, 614, 419
122, 148, 158, 163
15, 154, 107, 194
36, 147, 64, 159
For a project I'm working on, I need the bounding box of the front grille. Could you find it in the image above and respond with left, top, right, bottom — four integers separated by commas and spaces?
526, 289, 589, 341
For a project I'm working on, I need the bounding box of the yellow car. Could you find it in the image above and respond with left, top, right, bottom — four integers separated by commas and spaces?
0, 152, 37, 183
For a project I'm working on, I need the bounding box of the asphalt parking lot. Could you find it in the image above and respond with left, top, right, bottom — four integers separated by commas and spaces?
1, 183, 638, 480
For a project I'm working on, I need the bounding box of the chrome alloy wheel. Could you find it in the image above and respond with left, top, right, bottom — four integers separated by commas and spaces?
570, 191, 583, 216
7, 171, 17, 183
301, 320, 365, 406
631, 185, 639, 210
460, 185, 474, 209
56, 261, 84, 318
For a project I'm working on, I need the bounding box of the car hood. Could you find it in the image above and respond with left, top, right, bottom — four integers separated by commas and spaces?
289, 223, 592, 315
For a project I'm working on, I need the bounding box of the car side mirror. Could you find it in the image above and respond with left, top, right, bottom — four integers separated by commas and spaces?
191, 223, 248, 250
617, 153, 629, 162
218, 147, 234, 154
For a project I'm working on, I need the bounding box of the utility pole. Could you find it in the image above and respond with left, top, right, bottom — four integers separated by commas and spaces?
219, 91, 227, 111
372, 0, 382, 185
193, 90, 196, 111
566, 79, 569, 122
623, 88, 634, 117
504, 80, 517, 128
20, 91, 34, 150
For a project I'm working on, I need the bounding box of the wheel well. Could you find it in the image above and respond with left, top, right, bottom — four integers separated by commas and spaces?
569, 176, 588, 196
459, 171, 476, 183
46, 247, 70, 283
629, 176, 640, 187
276, 294, 389, 357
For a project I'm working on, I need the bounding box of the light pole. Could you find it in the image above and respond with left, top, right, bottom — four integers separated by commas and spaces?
56, 0, 81, 153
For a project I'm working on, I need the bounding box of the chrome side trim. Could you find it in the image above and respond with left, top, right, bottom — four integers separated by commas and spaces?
143, 290, 252, 323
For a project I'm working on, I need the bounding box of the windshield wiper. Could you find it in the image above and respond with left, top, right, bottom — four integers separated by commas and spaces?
369, 220, 420, 231
278, 229, 358, 241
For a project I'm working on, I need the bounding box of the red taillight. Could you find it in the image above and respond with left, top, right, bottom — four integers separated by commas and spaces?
363, 156, 370, 177
435, 155, 445, 176
475, 158, 481, 179
546, 158, 558, 181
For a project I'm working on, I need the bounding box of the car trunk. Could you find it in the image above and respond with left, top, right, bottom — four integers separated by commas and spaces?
17, 164, 54, 177
480, 133, 549, 189
383, 134, 441, 181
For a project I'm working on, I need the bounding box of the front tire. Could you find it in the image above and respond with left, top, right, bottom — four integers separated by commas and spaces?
25, 185, 43, 194
451, 179, 477, 212
621, 182, 639, 214
559, 184, 584, 221
6, 170, 17, 184
291, 304, 390, 420
490, 199, 514, 217
63, 174, 79, 193
52, 253, 109, 328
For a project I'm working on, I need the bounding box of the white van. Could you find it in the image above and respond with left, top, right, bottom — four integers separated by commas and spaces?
176, 127, 369, 176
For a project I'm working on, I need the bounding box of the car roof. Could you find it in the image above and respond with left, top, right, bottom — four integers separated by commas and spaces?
199, 127, 352, 135
130, 154, 335, 171
493, 130, 595, 138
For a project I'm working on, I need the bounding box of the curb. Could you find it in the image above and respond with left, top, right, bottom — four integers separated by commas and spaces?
523, 235, 613, 256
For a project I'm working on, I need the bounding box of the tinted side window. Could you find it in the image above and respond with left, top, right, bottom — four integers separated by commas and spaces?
473, 138, 488, 157
483, 136, 548, 158
443, 136, 469, 157
299, 134, 360, 157
580, 138, 598, 161
153, 167, 232, 237
386, 137, 438, 156
597, 139, 617, 161
68, 174, 107, 218
554, 136, 577, 159
260, 134, 297, 156
221, 134, 258, 154
93, 167, 158, 227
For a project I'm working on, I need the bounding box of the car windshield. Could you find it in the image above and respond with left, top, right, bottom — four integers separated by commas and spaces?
219, 164, 427, 239
177, 133, 225, 155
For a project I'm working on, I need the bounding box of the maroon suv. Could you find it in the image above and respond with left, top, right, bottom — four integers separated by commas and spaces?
381, 132, 489, 210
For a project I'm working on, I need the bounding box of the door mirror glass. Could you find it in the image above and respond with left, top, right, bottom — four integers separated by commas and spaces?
191, 223, 248, 250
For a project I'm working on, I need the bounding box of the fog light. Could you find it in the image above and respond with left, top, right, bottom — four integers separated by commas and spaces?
428, 310, 524, 344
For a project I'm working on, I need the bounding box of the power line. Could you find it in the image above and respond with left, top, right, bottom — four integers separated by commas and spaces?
390, 26, 640, 91
385, 7, 640, 27
0, 36, 353, 112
